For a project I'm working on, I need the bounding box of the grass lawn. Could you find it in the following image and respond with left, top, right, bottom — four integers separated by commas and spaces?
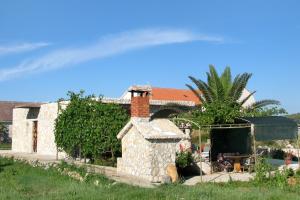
0, 157, 299, 200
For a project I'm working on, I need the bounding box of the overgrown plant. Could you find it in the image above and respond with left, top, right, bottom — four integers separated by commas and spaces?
254, 158, 296, 187
176, 151, 194, 169
55, 91, 129, 164
254, 157, 272, 183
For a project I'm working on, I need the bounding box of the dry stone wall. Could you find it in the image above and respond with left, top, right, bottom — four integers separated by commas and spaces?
149, 139, 178, 182
117, 126, 180, 183
117, 126, 153, 181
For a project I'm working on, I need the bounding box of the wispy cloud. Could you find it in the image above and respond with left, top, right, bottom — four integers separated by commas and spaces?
0, 28, 223, 81
0, 42, 49, 56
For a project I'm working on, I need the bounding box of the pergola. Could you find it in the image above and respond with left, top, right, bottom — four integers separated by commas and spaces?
173, 116, 299, 182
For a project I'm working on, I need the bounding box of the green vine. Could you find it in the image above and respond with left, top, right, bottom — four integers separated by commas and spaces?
54, 91, 129, 163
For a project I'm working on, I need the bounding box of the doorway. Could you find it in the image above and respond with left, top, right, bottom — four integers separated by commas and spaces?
32, 121, 38, 153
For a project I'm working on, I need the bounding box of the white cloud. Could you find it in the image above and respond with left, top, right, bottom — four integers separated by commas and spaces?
0, 28, 223, 81
0, 42, 49, 56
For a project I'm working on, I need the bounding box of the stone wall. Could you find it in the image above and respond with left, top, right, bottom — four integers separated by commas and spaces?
12, 103, 66, 158
117, 126, 153, 181
37, 103, 60, 156
149, 139, 178, 182
12, 108, 35, 153
117, 126, 180, 183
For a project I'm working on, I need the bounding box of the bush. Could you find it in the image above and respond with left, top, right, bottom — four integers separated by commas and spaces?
254, 157, 272, 183
295, 168, 300, 177
176, 151, 193, 169
254, 158, 296, 188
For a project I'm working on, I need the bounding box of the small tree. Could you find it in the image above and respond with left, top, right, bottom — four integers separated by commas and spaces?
55, 91, 129, 163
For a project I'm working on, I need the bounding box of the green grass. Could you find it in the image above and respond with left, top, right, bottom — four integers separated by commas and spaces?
0, 143, 11, 150
0, 157, 300, 200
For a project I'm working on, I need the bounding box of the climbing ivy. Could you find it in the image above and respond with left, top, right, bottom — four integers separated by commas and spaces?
54, 91, 129, 162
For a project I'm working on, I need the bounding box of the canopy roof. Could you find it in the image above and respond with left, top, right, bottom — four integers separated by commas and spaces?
242, 116, 298, 141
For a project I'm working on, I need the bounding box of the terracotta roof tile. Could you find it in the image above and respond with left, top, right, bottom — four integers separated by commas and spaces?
151, 87, 201, 104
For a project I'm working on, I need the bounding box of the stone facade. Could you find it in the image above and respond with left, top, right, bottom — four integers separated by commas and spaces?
12, 103, 66, 158
117, 126, 152, 181
12, 107, 37, 153
117, 118, 186, 183
37, 103, 61, 156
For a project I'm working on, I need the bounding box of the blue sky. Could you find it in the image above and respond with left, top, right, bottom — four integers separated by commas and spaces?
0, 0, 299, 113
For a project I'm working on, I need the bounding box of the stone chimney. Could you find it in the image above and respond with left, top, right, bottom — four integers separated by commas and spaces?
129, 85, 151, 118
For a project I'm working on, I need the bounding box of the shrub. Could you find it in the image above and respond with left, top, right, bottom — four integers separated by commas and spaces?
176, 151, 193, 169
254, 158, 296, 187
254, 157, 272, 183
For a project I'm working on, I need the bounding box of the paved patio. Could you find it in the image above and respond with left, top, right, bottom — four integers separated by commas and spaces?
0, 150, 59, 163
184, 172, 254, 185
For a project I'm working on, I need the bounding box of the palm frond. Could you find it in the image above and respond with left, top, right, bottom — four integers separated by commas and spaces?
188, 76, 214, 103
185, 84, 204, 103
151, 103, 195, 119
228, 74, 241, 101
230, 73, 252, 101
240, 91, 256, 106
220, 66, 232, 96
248, 99, 280, 110
209, 65, 225, 101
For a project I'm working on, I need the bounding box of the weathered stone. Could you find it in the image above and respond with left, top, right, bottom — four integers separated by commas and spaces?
161, 175, 172, 184
12, 103, 66, 158
117, 118, 186, 183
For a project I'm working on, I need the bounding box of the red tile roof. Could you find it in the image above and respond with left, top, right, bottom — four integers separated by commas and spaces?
0, 101, 43, 122
151, 87, 201, 104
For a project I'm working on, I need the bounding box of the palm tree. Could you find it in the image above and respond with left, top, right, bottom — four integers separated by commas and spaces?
186, 65, 280, 111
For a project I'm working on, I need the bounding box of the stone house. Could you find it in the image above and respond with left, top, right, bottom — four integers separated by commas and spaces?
0, 101, 41, 143
10, 85, 256, 159
117, 86, 188, 183
11, 86, 197, 158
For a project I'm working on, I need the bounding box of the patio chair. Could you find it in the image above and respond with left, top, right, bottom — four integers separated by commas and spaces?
241, 157, 255, 173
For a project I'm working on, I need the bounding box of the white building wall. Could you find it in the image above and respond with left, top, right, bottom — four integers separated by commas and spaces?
12, 108, 34, 153
12, 103, 67, 158
37, 103, 59, 156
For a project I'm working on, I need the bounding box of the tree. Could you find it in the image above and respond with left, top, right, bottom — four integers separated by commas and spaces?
55, 91, 129, 163
185, 65, 281, 124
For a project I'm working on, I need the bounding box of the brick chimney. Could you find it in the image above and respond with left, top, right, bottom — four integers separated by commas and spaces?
129, 85, 151, 118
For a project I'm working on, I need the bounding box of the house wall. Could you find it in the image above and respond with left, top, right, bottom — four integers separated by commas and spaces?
117, 126, 153, 181
117, 126, 180, 183
12, 108, 35, 153
37, 103, 62, 157
12, 103, 66, 158
149, 139, 178, 182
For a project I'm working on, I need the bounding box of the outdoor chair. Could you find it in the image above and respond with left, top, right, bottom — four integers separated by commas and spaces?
241, 157, 255, 173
